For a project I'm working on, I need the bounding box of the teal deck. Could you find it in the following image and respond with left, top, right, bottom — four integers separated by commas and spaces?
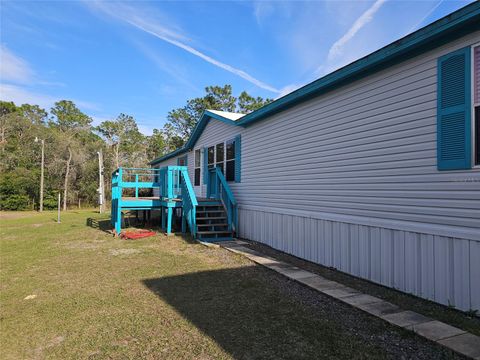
111, 166, 237, 241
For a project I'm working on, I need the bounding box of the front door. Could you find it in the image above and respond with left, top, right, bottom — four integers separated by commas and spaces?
208, 168, 217, 198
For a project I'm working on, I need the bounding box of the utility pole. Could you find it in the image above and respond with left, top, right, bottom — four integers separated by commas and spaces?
57, 192, 61, 223
97, 150, 105, 213
35, 137, 45, 212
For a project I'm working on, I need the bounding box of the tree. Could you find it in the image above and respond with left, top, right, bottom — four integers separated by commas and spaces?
146, 129, 167, 160
50, 100, 92, 210
97, 113, 147, 169
237, 91, 272, 113
0, 101, 18, 153
164, 84, 272, 141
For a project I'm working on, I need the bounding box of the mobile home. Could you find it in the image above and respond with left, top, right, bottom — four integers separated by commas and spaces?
149, 4, 480, 311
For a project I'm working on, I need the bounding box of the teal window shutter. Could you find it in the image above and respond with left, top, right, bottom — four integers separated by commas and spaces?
234, 135, 241, 183
437, 46, 472, 170
203, 147, 208, 184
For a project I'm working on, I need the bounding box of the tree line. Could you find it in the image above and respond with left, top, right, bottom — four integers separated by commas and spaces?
0, 85, 271, 210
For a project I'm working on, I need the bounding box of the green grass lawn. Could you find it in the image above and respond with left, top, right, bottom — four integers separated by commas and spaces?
0, 211, 465, 359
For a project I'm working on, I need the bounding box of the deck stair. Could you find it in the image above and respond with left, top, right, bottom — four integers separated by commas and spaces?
196, 200, 233, 241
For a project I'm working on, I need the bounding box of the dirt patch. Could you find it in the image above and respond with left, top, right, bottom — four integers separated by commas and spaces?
34, 336, 65, 359
109, 248, 142, 256
0, 211, 37, 220
64, 240, 107, 250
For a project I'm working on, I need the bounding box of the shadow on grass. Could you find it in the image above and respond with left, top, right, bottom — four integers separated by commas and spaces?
86, 217, 112, 234
142, 266, 385, 360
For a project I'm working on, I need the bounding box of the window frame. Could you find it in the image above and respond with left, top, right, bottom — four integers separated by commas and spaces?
225, 139, 236, 182
470, 42, 480, 170
194, 148, 201, 186
207, 146, 215, 169
204, 137, 237, 183
215, 142, 225, 174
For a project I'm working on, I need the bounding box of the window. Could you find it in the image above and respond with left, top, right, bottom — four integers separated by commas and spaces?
474, 44, 480, 166
204, 136, 240, 182
207, 146, 215, 169
177, 156, 187, 166
194, 149, 201, 186
226, 139, 235, 182
216, 142, 224, 173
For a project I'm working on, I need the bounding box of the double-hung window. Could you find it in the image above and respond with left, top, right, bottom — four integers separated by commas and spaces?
194, 149, 201, 186
473, 44, 480, 166
216, 142, 225, 173
226, 139, 236, 182
207, 146, 215, 169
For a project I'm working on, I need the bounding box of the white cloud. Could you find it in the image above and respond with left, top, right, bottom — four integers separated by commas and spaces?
132, 40, 199, 93
253, 2, 275, 25
138, 124, 154, 136
326, 0, 386, 63
0, 83, 99, 111
0, 45, 35, 83
86, 1, 281, 94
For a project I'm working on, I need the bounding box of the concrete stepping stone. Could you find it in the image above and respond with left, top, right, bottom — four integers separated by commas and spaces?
382, 310, 431, 328
411, 321, 466, 341
341, 293, 383, 307
322, 286, 360, 299
352, 299, 401, 316
297, 275, 344, 291
269, 265, 314, 280
438, 333, 480, 359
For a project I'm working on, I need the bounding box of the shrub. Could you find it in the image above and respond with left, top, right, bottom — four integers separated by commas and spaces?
0, 194, 30, 211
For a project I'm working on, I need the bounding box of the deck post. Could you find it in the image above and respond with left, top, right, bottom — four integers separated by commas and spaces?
115, 207, 122, 235
135, 174, 139, 198
181, 210, 186, 233
166, 206, 173, 234
161, 206, 166, 230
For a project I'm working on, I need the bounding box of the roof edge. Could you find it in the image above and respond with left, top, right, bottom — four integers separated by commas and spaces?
149, 110, 241, 165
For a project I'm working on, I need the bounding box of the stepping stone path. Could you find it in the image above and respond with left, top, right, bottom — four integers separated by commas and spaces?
217, 240, 480, 360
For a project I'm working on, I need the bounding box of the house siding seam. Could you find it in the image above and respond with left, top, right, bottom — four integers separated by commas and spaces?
152, 31, 480, 310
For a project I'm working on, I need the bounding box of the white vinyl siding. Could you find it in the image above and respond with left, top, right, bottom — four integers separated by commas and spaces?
152, 31, 480, 310
232, 30, 480, 234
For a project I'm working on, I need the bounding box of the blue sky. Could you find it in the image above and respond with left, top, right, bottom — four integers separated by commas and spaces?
0, 0, 473, 134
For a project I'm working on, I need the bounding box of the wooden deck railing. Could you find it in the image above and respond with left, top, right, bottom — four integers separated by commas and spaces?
207, 167, 238, 233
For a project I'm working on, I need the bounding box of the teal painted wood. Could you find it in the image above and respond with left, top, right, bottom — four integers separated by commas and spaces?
437, 46, 472, 170
110, 167, 163, 234
234, 134, 241, 183
206, 167, 238, 234
179, 167, 198, 237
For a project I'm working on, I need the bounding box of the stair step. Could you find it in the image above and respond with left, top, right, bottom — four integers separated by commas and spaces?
197, 223, 228, 228
196, 216, 226, 220
197, 203, 222, 207
196, 210, 225, 214
197, 230, 233, 235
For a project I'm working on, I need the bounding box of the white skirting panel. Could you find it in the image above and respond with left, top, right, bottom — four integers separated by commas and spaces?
238, 207, 480, 312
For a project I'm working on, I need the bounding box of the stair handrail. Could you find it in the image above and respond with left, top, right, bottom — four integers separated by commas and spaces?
210, 167, 238, 233
179, 167, 198, 237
